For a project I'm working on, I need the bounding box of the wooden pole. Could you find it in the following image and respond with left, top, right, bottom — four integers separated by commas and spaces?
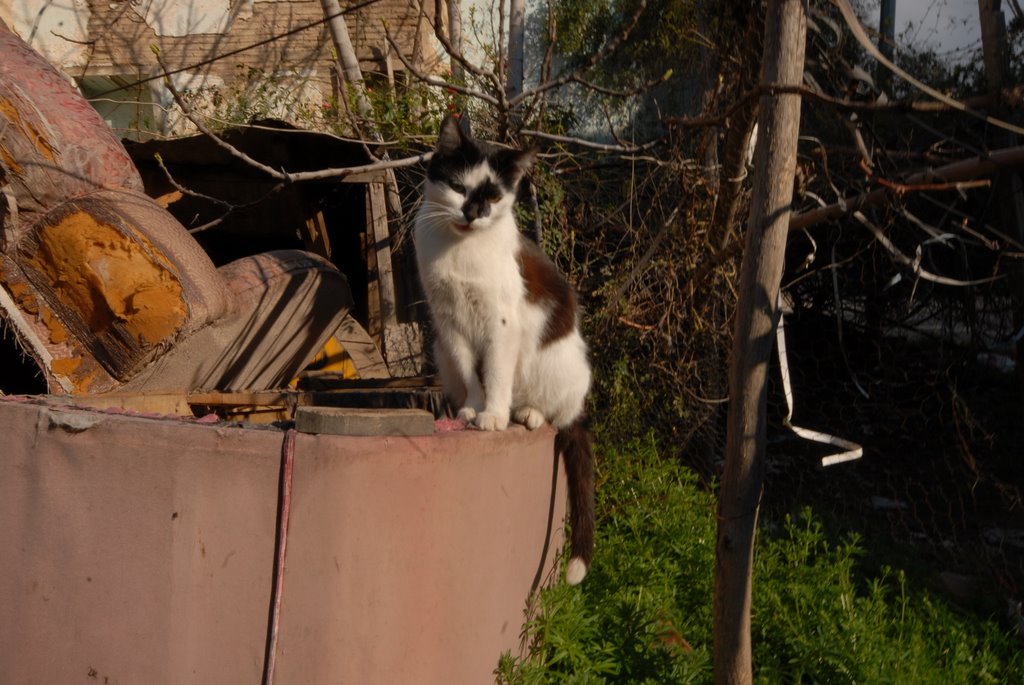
978, 0, 1024, 408
713, 1, 807, 683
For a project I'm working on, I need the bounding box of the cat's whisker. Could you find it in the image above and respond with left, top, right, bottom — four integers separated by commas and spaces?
418, 210, 456, 221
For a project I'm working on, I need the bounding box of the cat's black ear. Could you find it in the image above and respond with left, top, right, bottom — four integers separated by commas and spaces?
490, 147, 535, 189
503, 147, 536, 184
437, 115, 465, 155
516, 148, 537, 174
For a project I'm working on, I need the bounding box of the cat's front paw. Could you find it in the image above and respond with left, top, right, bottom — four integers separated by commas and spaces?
473, 411, 508, 431
513, 406, 546, 430
456, 406, 477, 424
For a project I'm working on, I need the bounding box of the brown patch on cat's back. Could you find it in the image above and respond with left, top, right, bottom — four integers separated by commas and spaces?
516, 238, 577, 346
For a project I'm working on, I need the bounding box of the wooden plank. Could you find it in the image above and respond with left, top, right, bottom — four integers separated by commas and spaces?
297, 374, 440, 390
339, 170, 387, 184
364, 190, 382, 343
187, 390, 299, 406
368, 180, 398, 331
44, 392, 193, 416
187, 390, 304, 424
302, 210, 332, 259
333, 314, 390, 379
383, 321, 425, 377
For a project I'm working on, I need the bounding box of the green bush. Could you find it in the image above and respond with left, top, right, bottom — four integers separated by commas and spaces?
498, 433, 715, 684
755, 514, 1019, 684
497, 434, 1024, 684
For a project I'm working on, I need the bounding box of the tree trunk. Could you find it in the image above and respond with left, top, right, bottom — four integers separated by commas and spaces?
320, 0, 373, 120
448, 0, 464, 82
712, 1, 806, 683
712, 101, 758, 249
877, 0, 896, 93
978, 0, 1024, 406
507, 0, 526, 127
709, 1, 762, 249
979, 0, 1006, 102
320, 0, 410, 357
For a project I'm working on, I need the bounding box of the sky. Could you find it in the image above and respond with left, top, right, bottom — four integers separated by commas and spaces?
875, 0, 985, 63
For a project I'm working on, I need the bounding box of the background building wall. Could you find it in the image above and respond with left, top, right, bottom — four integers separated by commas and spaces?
0, 0, 439, 137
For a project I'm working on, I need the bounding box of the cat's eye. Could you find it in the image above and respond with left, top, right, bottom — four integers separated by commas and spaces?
448, 181, 466, 194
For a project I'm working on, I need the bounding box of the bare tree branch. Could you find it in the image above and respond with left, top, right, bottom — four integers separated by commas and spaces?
91, 0, 388, 99
156, 50, 432, 183
851, 210, 1005, 286
541, 0, 556, 87
605, 207, 681, 307
521, 128, 662, 154
831, 0, 1024, 136
669, 82, 1024, 134
790, 144, 1024, 232
687, 145, 1024, 298
497, 0, 507, 97
425, 1, 503, 91
383, 25, 500, 106
151, 153, 289, 233
571, 71, 673, 99
384, 2, 669, 152
510, 0, 648, 108
446, 0, 465, 81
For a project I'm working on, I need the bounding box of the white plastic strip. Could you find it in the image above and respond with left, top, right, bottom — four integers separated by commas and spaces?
776, 297, 863, 467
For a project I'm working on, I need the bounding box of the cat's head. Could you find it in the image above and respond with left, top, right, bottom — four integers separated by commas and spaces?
420, 115, 534, 236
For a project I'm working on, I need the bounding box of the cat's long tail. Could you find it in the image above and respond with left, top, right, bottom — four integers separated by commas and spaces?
556, 420, 595, 585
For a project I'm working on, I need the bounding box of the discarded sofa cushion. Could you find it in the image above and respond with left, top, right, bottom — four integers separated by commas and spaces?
0, 18, 143, 229
121, 250, 353, 393
0, 19, 352, 394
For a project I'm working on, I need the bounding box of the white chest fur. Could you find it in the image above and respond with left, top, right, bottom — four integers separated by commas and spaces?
415, 216, 523, 340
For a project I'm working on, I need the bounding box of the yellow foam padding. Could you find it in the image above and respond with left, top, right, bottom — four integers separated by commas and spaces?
289, 336, 359, 388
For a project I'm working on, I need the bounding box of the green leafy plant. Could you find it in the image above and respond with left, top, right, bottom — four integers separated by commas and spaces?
497, 435, 1024, 684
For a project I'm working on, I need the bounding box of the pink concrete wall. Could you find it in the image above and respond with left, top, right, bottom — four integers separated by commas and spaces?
0, 398, 282, 684
0, 397, 566, 684
275, 428, 566, 684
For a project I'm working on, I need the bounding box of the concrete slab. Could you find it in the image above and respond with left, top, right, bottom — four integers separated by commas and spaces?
295, 406, 435, 436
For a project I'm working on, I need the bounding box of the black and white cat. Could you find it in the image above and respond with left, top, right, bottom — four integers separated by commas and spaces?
413, 115, 595, 584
